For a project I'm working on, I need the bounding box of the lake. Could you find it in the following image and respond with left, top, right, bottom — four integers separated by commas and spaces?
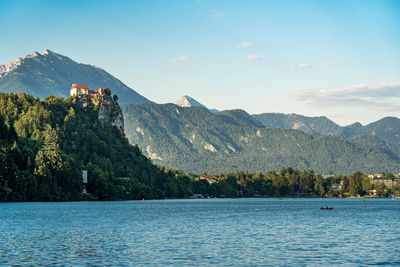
1, 198, 399, 266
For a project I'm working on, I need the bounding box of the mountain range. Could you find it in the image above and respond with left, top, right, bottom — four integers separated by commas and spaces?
121, 103, 400, 174
2, 49, 400, 174
253, 113, 400, 144
0, 49, 149, 104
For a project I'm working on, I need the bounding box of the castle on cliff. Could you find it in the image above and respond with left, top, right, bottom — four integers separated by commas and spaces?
69, 83, 124, 134
70, 84, 106, 97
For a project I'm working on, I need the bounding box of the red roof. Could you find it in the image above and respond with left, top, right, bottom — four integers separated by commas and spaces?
71, 84, 88, 89
88, 89, 105, 95
71, 84, 105, 95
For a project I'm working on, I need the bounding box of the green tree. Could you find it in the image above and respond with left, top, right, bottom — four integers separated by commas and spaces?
348, 172, 363, 196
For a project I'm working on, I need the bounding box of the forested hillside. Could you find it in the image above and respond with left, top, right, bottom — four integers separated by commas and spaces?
253, 113, 400, 144
0, 93, 191, 201
122, 103, 400, 174
253, 113, 343, 136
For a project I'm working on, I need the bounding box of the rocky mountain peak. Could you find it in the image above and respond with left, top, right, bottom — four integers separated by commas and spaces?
42, 49, 53, 55
174, 95, 218, 112
174, 95, 198, 107
0, 49, 150, 104
0, 57, 23, 77
28, 51, 41, 58
0, 50, 57, 78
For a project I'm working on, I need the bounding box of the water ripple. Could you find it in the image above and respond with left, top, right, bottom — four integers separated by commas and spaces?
0, 199, 399, 265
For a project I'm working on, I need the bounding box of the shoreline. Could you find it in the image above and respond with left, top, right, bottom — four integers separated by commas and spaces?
1, 196, 398, 203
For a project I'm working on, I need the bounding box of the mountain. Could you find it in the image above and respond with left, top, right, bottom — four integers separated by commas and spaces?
0, 49, 150, 104
349, 135, 400, 159
174, 95, 218, 112
354, 117, 400, 144
216, 109, 265, 128
121, 103, 400, 174
253, 113, 342, 136
253, 113, 400, 144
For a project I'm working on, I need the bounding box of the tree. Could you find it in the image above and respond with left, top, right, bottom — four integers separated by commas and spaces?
374, 182, 387, 197
361, 177, 372, 194
314, 175, 326, 197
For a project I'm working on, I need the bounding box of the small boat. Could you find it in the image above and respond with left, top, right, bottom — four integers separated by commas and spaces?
320, 206, 333, 210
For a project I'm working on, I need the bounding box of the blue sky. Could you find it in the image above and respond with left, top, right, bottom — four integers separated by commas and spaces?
1, 0, 399, 125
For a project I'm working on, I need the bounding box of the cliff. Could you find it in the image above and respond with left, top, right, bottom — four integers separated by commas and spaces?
72, 94, 124, 134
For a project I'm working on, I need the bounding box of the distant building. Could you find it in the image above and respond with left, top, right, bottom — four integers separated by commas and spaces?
331, 183, 340, 191
371, 177, 400, 187
198, 175, 216, 184
331, 180, 344, 191
70, 83, 106, 97
368, 174, 383, 179
82, 170, 88, 194
369, 189, 377, 196
82, 170, 88, 184
367, 172, 400, 187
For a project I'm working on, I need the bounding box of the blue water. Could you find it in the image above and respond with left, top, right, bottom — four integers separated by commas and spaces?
1, 198, 399, 266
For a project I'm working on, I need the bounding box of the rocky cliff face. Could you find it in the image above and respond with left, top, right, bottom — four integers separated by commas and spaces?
73, 94, 124, 134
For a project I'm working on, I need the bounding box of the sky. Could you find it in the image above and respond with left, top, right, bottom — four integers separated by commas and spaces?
0, 0, 399, 126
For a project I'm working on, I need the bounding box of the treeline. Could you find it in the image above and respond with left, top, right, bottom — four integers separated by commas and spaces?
0, 93, 399, 201
189, 168, 400, 198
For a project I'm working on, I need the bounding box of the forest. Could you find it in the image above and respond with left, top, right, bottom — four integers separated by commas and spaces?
0, 92, 399, 201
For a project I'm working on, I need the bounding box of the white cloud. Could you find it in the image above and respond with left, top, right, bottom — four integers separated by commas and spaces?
209, 9, 225, 18
290, 62, 333, 69
293, 63, 313, 69
319, 62, 334, 67
290, 81, 400, 112
238, 41, 252, 48
247, 54, 263, 60
169, 56, 192, 63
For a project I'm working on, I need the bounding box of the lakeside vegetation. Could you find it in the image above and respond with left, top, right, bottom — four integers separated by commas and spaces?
187, 169, 400, 198
0, 92, 399, 201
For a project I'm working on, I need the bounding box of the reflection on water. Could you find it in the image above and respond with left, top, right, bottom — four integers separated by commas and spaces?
1, 199, 399, 265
